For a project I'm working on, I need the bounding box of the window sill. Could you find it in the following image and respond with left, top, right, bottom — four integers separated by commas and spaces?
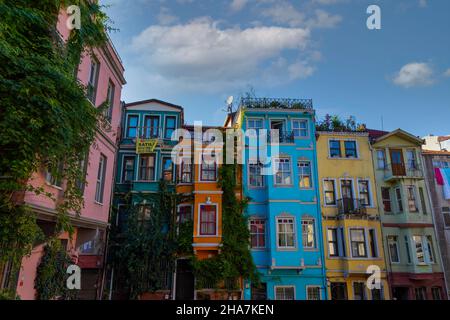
273, 184, 294, 188
45, 182, 63, 190
94, 201, 104, 206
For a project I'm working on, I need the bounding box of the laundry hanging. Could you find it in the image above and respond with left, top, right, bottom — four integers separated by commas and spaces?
441, 168, 450, 200
435, 168, 444, 185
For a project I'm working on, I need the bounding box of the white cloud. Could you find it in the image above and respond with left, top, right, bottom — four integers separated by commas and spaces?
230, 0, 248, 12
444, 68, 450, 77
419, 0, 427, 8
157, 7, 179, 26
260, 1, 342, 29
130, 18, 313, 92
392, 62, 434, 88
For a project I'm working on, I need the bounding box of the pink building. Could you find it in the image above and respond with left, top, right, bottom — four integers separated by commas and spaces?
12, 8, 126, 300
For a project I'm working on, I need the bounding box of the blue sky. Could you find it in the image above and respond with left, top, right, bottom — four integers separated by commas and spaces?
102, 0, 450, 136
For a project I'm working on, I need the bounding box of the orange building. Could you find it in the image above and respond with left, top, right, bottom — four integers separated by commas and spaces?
174, 125, 223, 299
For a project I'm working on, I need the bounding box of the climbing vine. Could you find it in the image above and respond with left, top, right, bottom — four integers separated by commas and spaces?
108, 181, 191, 299
192, 136, 258, 291
0, 0, 112, 275
35, 240, 76, 300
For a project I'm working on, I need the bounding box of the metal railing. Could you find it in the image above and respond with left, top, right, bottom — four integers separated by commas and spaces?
383, 163, 424, 180
337, 198, 367, 215
267, 130, 295, 143
240, 97, 313, 110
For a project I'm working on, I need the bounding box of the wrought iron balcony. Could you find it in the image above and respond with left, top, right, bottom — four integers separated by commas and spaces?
267, 131, 295, 144
383, 163, 424, 182
241, 97, 313, 110
337, 198, 367, 215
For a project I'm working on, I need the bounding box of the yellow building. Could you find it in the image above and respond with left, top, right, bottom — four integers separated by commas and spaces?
316, 131, 390, 300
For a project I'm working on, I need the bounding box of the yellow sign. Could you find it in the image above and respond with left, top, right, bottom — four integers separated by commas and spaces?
136, 138, 158, 154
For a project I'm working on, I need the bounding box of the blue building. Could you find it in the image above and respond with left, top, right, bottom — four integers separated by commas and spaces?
227, 97, 327, 300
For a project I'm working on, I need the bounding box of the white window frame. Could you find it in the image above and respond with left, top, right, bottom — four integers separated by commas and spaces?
297, 160, 313, 189
395, 187, 404, 213
323, 178, 337, 207
248, 162, 264, 188
95, 154, 107, 204
137, 154, 156, 181
246, 117, 264, 131
387, 235, 400, 264
301, 218, 316, 249
348, 228, 367, 258
376, 149, 387, 170
125, 113, 140, 139
197, 203, 218, 237
343, 139, 359, 159
163, 114, 178, 140
291, 119, 309, 139
357, 179, 372, 207
328, 139, 342, 158
276, 215, 297, 250
406, 185, 419, 213
306, 286, 321, 300
274, 285, 295, 300
274, 157, 293, 186
249, 218, 266, 250
121, 154, 136, 183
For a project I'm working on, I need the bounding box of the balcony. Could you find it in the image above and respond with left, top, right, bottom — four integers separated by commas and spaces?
240, 97, 313, 110
267, 131, 295, 144
337, 198, 367, 215
383, 163, 424, 182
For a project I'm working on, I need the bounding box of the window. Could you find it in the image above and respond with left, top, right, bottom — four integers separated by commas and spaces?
45, 161, 64, 188
292, 119, 308, 138
250, 219, 266, 249
413, 235, 425, 263
302, 219, 315, 249
381, 188, 392, 213
431, 287, 442, 300
324, 179, 336, 205
126, 115, 138, 138
277, 217, 295, 248
329, 140, 341, 158
407, 186, 418, 212
344, 141, 358, 158
307, 287, 321, 300
331, 282, 347, 300
426, 235, 435, 263
274, 158, 292, 185
415, 287, 427, 300
358, 180, 371, 206
328, 228, 338, 257
143, 115, 159, 138
137, 204, 151, 222
199, 205, 216, 235
162, 157, 174, 181
201, 156, 217, 181
371, 286, 383, 300
405, 236, 412, 263
395, 188, 403, 213
105, 80, 115, 121
341, 179, 353, 199
387, 236, 400, 263
368, 229, 378, 258
95, 155, 107, 203
249, 163, 264, 187
139, 155, 155, 181
247, 118, 263, 131
275, 286, 295, 300
122, 156, 135, 182
164, 116, 176, 139
419, 187, 427, 214
178, 205, 192, 223
350, 229, 367, 257
180, 161, 192, 183
298, 161, 312, 189
406, 149, 417, 170
377, 150, 387, 169
87, 58, 100, 104
353, 282, 366, 300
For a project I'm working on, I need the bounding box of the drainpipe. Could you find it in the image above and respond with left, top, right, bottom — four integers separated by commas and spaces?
99, 101, 125, 300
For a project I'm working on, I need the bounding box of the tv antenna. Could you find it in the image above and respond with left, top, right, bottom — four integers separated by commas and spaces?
226, 96, 234, 114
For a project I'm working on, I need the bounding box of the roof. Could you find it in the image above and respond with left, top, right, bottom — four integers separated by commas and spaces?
124, 98, 183, 110
422, 150, 450, 156
371, 128, 424, 145
438, 136, 450, 142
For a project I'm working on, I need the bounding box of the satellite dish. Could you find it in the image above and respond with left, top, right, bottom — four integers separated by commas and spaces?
226, 96, 234, 106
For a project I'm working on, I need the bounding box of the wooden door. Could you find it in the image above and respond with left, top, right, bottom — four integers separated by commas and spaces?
390, 149, 406, 176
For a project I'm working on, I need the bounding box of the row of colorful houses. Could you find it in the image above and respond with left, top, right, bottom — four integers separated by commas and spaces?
103, 97, 449, 301
2, 5, 450, 301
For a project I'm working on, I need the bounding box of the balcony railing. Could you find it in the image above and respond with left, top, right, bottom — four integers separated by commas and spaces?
267, 131, 295, 144
337, 198, 367, 215
383, 163, 424, 181
241, 97, 313, 110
